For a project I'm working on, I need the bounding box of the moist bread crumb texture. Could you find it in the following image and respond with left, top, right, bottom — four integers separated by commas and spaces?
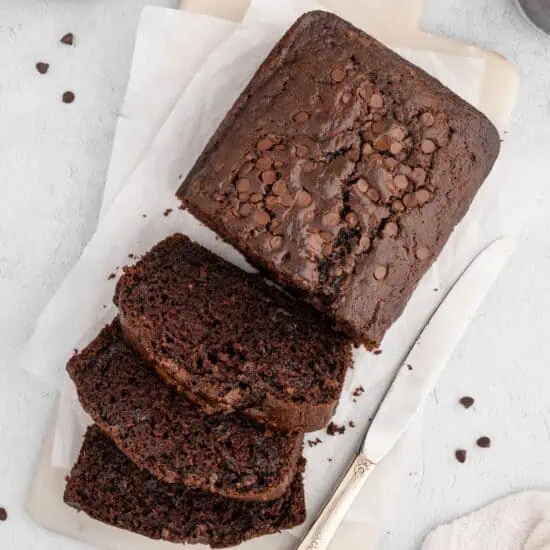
178, 10, 500, 346
115, 233, 352, 432
67, 319, 303, 501
64, 427, 306, 549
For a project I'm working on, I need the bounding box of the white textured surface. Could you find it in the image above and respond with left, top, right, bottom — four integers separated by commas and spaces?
0, 2, 549, 550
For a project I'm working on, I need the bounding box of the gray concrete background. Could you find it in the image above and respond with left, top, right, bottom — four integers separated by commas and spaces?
1, 1, 549, 549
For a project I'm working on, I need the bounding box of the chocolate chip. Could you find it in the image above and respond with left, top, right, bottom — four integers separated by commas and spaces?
374, 135, 390, 152
345, 212, 358, 226
477, 436, 491, 448
60, 33, 74, 45
256, 157, 272, 171
293, 111, 310, 123
250, 193, 262, 203
421, 139, 436, 154
238, 192, 250, 201
323, 212, 339, 227
280, 194, 294, 207
399, 164, 412, 176
420, 112, 435, 127
308, 233, 324, 252
403, 193, 417, 209
261, 170, 277, 185
254, 209, 270, 226
390, 127, 406, 140
392, 199, 405, 213
270, 236, 284, 250
416, 189, 432, 204
303, 161, 316, 173
362, 143, 373, 157
384, 222, 399, 237
36, 62, 49, 74
412, 167, 426, 183
390, 142, 403, 155
455, 449, 467, 463
0, 507, 7, 521
257, 137, 273, 151
330, 68, 346, 82
373, 265, 387, 280
272, 181, 287, 196
356, 178, 368, 193
370, 94, 384, 109
373, 120, 387, 134
459, 396, 475, 409
416, 246, 430, 260
295, 145, 309, 158
393, 174, 409, 191
296, 190, 312, 207
384, 158, 397, 171
236, 178, 251, 193
62, 91, 75, 104
367, 188, 380, 202
238, 203, 252, 217
341, 92, 352, 104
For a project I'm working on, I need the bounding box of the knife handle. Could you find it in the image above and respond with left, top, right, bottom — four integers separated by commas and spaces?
296, 454, 376, 550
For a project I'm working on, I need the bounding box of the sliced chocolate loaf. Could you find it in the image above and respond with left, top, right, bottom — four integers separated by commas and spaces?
67, 319, 303, 501
64, 426, 306, 548
114, 233, 352, 432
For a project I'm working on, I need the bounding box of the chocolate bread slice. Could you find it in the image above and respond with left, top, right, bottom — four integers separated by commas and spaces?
114, 233, 352, 433
177, 11, 500, 347
64, 426, 306, 548
67, 319, 303, 501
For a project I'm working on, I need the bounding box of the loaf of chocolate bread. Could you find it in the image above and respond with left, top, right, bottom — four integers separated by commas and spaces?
115, 233, 351, 432
177, 11, 500, 347
67, 319, 303, 501
64, 426, 306, 548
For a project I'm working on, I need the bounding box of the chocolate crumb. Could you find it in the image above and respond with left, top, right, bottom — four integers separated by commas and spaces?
0, 507, 7, 521
455, 449, 467, 463
102, 305, 106, 309
328, 458, 333, 462
36, 62, 49, 74
407, 364, 413, 371
60, 33, 74, 45
62, 91, 75, 104
163, 208, 173, 217
107, 273, 116, 280
142, 214, 147, 218
64, 475, 71, 482
477, 436, 491, 448
434, 288, 439, 292
348, 421, 355, 428
459, 396, 475, 409
307, 437, 323, 448
178, 204, 186, 210
353, 398, 357, 403
352, 386, 365, 397
73, 348, 78, 354
373, 349, 382, 355
128, 253, 134, 259
327, 422, 346, 436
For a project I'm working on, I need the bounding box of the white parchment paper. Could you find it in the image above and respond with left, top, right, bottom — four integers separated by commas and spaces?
21, 0, 502, 548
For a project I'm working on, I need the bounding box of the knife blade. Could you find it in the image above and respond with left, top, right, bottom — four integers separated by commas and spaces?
297, 237, 516, 550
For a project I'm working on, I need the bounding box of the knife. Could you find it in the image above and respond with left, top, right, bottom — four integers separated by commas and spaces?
297, 237, 516, 550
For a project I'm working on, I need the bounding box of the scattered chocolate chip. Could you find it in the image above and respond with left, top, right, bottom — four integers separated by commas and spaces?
412, 167, 426, 183
257, 137, 273, 151
345, 212, 359, 227
322, 212, 339, 227
261, 170, 277, 185
36, 62, 49, 74
296, 190, 312, 207
272, 181, 287, 196
238, 203, 252, 217
307, 437, 323, 447
270, 236, 284, 250
455, 449, 467, 463
416, 246, 431, 260
327, 421, 346, 436
367, 188, 380, 202
374, 265, 387, 281
420, 112, 435, 127
403, 193, 417, 209
390, 142, 403, 155
416, 189, 432, 204
356, 178, 368, 193
236, 178, 251, 193
384, 222, 399, 237
163, 208, 172, 217
62, 91, 75, 104
421, 139, 436, 154
330, 67, 346, 82
107, 273, 116, 280
390, 126, 406, 140
370, 94, 384, 109
256, 157, 272, 171
293, 111, 310, 123
373, 349, 382, 355
0, 507, 7, 521
459, 396, 475, 409
477, 436, 491, 448
393, 174, 409, 191
374, 135, 391, 152
349, 421, 356, 428
295, 144, 309, 158
60, 33, 74, 45
253, 209, 270, 226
